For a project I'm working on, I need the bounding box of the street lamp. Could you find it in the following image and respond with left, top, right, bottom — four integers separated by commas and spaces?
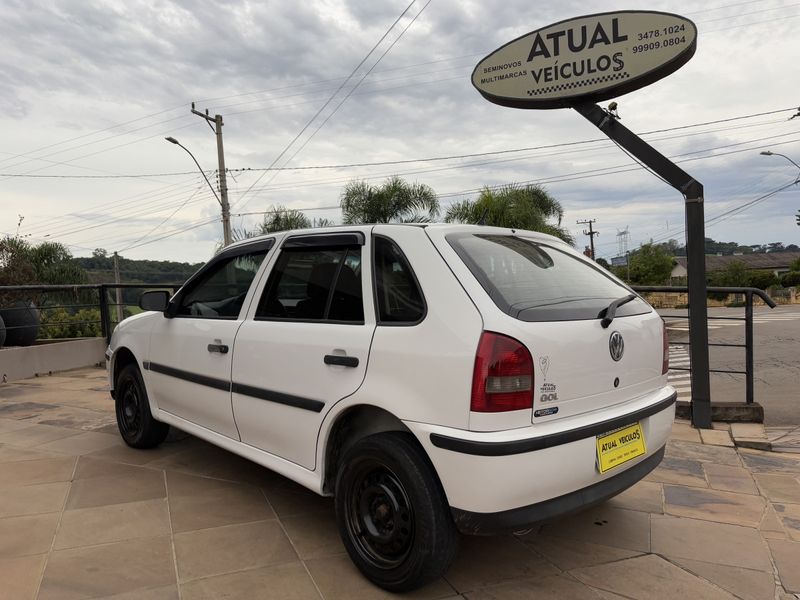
165, 136, 232, 246
760, 151, 800, 180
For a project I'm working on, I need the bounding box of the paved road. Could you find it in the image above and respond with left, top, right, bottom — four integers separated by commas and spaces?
659, 306, 800, 426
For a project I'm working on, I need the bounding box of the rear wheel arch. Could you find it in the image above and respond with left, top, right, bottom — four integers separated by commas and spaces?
322, 405, 422, 495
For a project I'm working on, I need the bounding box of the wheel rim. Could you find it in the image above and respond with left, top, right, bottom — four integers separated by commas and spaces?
118, 377, 142, 438
344, 460, 414, 570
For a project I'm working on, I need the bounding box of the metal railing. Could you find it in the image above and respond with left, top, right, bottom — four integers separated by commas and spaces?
0, 283, 181, 345
633, 286, 776, 406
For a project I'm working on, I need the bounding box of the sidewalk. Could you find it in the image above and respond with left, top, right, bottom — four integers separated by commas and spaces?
1, 368, 799, 599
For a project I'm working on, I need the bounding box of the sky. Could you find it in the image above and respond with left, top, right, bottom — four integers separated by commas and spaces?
1, 0, 799, 264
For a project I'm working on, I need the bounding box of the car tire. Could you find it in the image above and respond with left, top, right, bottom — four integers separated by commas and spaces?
115, 363, 169, 449
334, 432, 458, 592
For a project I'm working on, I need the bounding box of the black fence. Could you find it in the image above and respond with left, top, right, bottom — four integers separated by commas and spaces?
0, 283, 181, 346
0, 283, 777, 410
633, 286, 776, 406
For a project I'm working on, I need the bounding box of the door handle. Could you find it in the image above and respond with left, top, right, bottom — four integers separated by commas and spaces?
324, 354, 359, 368
207, 343, 229, 354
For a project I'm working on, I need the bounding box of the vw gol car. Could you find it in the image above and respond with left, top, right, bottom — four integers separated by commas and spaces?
108, 224, 674, 591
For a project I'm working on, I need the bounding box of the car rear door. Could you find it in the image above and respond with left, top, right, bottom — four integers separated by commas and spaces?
231, 231, 375, 469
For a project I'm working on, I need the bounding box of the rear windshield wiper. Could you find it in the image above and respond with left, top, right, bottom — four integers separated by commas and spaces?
599, 293, 637, 328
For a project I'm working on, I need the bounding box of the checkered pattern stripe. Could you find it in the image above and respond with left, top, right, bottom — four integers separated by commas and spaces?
527, 72, 630, 96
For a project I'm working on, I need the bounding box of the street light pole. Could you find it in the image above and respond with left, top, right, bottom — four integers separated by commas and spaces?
190, 105, 232, 248
761, 151, 800, 228
760, 151, 800, 180
164, 136, 232, 246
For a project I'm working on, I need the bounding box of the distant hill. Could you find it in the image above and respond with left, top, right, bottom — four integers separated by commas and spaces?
74, 254, 203, 304
74, 255, 203, 286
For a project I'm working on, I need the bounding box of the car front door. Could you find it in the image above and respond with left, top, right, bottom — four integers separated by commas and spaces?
231, 231, 375, 469
145, 239, 273, 439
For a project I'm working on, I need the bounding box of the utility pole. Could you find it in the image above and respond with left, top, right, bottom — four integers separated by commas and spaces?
577, 219, 598, 259
113, 252, 123, 325
190, 103, 232, 246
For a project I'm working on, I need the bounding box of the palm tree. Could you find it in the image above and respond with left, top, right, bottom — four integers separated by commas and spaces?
228, 205, 332, 245
444, 184, 574, 244
255, 206, 312, 234
340, 176, 439, 224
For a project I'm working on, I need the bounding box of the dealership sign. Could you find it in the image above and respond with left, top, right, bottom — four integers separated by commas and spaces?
472, 11, 697, 109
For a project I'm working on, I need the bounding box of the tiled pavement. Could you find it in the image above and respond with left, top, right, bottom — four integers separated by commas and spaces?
1, 368, 800, 599
767, 426, 800, 454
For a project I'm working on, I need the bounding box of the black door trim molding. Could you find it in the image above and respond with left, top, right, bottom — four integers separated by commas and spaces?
232, 383, 325, 413
144, 361, 231, 392
430, 392, 677, 456
143, 361, 324, 413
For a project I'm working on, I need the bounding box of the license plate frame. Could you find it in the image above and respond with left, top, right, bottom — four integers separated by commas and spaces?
596, 422, 647, 474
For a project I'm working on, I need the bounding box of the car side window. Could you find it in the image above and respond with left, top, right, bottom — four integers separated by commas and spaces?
373, 236, 425, 324
256, 246, 364, 323
176, 252, 267, 319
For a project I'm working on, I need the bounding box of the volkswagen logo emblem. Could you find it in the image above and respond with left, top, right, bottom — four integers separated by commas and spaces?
609, 331, 624, 361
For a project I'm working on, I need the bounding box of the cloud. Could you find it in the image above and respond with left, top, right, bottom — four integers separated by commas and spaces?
1, 0, 798, 262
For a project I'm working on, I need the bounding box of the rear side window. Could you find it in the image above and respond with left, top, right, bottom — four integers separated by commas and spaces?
373, 236, 425, 324
446, 234, 650, 322
256, 247, 364, 323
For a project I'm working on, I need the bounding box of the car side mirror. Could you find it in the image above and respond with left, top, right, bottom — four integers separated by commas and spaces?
139, 290, 170, 313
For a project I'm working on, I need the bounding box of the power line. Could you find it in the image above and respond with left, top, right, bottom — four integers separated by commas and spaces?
700, 2, 800, 24
117, 183, 207, 252
7, 107, 793, 181
233, 0, 421, 211
646, 179, 800, 246
270, 0, 434, 173
20, 111, 799, 242
0, 170, 199, 179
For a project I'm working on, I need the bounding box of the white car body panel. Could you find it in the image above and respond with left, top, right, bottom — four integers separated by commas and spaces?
232, 228, 376, 469
147, 317, 242, 439
108, 223, 675, 530
405, 386, 675, 514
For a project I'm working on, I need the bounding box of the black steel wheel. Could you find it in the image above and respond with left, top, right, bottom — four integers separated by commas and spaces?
335, 432, 457, 592
114, 363, 169, 449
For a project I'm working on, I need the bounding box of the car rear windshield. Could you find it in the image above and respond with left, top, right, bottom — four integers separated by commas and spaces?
446, 233, 651, 322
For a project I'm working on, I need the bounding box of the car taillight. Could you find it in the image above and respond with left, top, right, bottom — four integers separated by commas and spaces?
662, 320, 669, 375
471, 331, 533, 412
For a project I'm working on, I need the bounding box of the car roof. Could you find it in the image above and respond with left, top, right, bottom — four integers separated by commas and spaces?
224, 222, 565, 251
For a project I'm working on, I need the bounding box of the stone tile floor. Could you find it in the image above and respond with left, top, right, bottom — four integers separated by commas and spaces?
1, 367, 799, 599
766, 427, 800, 454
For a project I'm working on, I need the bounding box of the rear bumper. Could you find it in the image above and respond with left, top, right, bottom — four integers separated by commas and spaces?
405, 387, 675, 533
451, 445, 664, 535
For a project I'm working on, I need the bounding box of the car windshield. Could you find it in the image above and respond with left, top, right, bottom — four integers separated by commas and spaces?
446, 233, 650, 322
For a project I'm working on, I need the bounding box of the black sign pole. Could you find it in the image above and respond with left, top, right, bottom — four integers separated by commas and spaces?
573, 102, 712, 429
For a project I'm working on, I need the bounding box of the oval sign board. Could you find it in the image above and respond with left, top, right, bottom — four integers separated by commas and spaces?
472, 10, 697, 109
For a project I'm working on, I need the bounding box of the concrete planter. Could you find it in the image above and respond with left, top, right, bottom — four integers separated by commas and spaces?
0, 337, 106, 383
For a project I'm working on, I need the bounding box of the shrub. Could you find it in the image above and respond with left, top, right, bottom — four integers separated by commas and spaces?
748, 270, 779, 290
781, 271, 800, 287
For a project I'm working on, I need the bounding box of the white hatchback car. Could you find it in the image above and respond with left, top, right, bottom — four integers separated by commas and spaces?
108, 224, 674, 591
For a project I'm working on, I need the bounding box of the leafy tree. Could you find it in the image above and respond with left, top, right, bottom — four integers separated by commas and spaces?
790, 257, 800, 272
0, 237, 87, 287
614, 243, 674, 285
341, 176, 439, 224
444, 184, 574, 244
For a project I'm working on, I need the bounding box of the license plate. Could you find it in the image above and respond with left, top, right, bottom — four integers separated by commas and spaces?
596, 422, 647, 474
